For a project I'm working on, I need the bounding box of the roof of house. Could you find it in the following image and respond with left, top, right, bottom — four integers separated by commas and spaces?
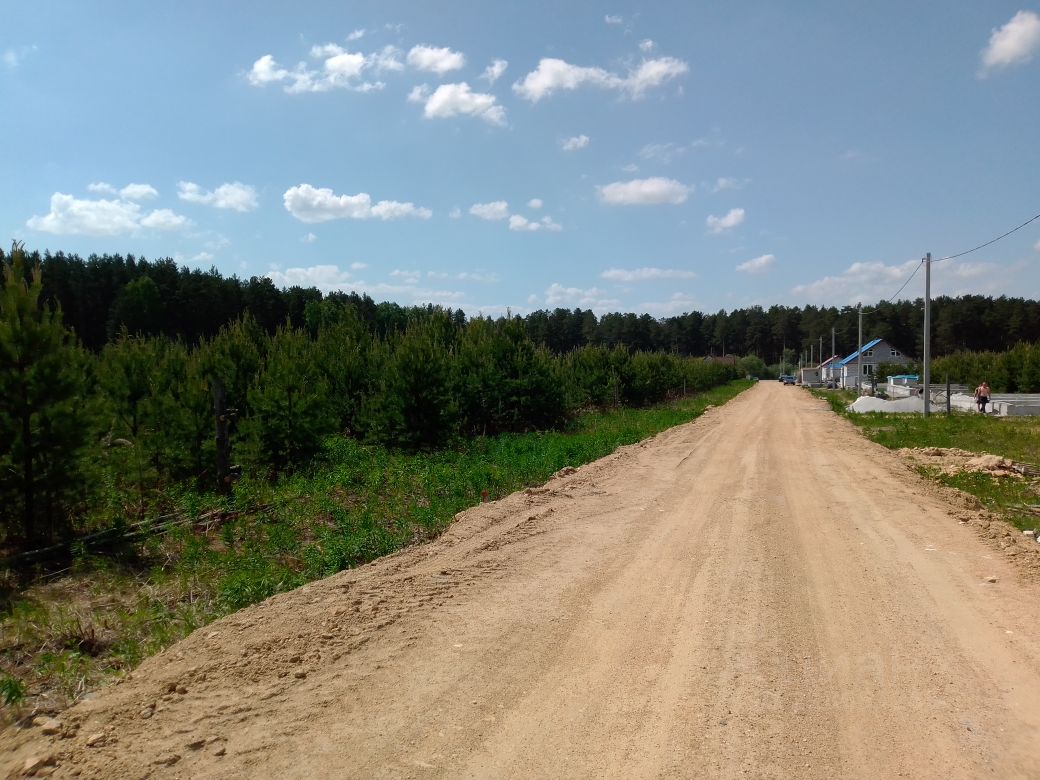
838, 338, 884, 367
818, 354, 841, 368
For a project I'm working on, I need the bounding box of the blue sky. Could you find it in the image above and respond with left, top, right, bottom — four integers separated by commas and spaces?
4, 2, 1039, 317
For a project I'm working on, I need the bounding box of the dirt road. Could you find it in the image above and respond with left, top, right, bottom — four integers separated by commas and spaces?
7, 383, 1040, 778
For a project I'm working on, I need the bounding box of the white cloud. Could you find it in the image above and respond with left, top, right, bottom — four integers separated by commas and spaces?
639, 292, 699, 317
268, 264, 355, 291
561, 134, 590, 151
247, 45, 389, 93
178, 181, 259, 212
541, 282, 620, 312
706, 207, 745, 234
407, 44, 466, 74
119, 183, 158, 201
3, 45, 37, 70
27, 193, 190, 236
350, 262, 367, 270
639, 39, 656, 53
980, 10, 1040, 75
449, 207, 463, 219
792, 258, 925, 305
267, 264, 466, 304
598, 177, 691, 205
527, 198, 543, 209
248, 54, 291, 86
407, 84, 430, 103
624, 58, 689, 97
602, 267, 696, 282
302, 232, 318, 243
391, 269, 422, 283
283, 183, 432, 223
86, 181, 158, 200
605, 15, 623, 25
419, 82, 506, 125
481, 58, 508, 84
139, 209, 190, 230
369, 45, 404, 72
513, 56, 688, 102
736, 253, 775, 274
1034, 239, 1040, 252
470, 201, 510, 220
638, 142, 684, 164
712, 177, 746, 192
509, 215, 562, 232
347, 29, 366, 41
620, 163, 640, 173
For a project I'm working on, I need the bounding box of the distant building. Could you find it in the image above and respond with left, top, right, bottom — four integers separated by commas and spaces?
837, 338, 910, 390
818, 354, 842, 385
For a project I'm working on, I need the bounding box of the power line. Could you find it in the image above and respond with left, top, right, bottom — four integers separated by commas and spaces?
935, 211, 1040, 262
862, 259, 924, 314
863, 210, 1040, 314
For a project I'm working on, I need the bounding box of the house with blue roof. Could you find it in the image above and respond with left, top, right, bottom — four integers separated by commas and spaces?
837, 338, 910, 389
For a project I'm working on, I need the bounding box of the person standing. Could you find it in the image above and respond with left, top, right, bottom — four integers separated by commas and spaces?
974, 381, 991, 414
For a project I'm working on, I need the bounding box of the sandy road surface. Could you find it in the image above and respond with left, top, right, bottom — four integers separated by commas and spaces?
6, 383, 1040, 778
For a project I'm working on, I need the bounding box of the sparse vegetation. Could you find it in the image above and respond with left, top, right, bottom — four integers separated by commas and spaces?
812, 387, 1040, 532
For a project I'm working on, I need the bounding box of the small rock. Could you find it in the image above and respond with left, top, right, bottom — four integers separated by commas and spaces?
213, 745, 226, 757
37, 717, 62, 735
288, 654, 302, 663
164, 681, 177, 694
1023, 530, 1035, 536
140, 705, 154, 719
293, 669, 307, 679
85, 732, 106, 747
986, 576, 998, 583
176, 685, 188, 695
23, 755, 49, 774
186, 738, 207, 750
154, 753, 181, 766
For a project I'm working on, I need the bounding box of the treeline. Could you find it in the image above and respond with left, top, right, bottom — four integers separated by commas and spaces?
931, 342, 1040, 393
5, 247, 1040, 359
0, 246, 736, 551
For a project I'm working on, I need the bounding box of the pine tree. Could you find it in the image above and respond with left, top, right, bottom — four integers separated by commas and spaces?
0, 243, 90, 546
238, 325, 332, 475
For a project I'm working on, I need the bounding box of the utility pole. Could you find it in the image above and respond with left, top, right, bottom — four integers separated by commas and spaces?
856, 303, 863, 396
819, 336, 824, 363
923, 252, 932, 417
831, 327, 835, 360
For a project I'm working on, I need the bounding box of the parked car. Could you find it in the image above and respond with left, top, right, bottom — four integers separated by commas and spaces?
781, 375, 796, 385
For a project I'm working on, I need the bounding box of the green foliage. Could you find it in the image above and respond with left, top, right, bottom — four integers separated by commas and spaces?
737, 354, 767, 378
362, 318, 459, 449
931, 342, 1040, 393
0, 243, 91, 546
0, 673, 25, 706
239, 325, 333, 475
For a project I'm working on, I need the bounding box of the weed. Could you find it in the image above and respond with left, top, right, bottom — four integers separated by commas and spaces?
0, 674, 24, 706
